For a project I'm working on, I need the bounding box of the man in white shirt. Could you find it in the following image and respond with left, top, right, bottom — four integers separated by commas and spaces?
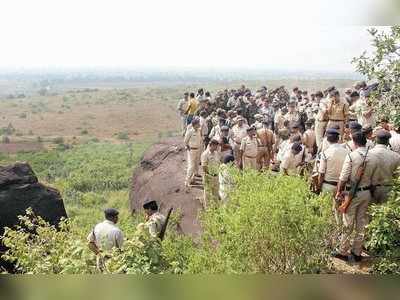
280, 142, 310, 175
87, 208, 124, 271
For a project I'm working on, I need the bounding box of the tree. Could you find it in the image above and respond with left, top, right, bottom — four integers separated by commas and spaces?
352, 26, 400, 126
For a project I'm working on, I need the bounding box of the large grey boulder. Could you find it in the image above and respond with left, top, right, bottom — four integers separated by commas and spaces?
0, 162, 68, 271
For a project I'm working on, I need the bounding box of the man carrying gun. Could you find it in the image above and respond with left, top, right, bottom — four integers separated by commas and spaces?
332, 131, 378, 262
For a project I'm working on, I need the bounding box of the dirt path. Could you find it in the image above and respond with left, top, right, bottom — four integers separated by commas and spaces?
130, 137, 203, 236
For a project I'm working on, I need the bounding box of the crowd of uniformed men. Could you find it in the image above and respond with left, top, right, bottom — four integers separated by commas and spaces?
179, 82, 400, 262
85, 82, 400, 269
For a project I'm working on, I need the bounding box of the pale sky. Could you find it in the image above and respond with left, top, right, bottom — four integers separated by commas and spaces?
0, 0, 390, 72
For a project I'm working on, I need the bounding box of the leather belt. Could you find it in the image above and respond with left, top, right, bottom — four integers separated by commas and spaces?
189, 147, 199, 150
323, 180, 338, 186
345, 186, 371, 192
329, 119, 344, 122
244, 155, 257, 159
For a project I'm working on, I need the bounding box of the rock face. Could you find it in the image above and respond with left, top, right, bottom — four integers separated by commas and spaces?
0, 163, 68, 270
130, 137, 203, 236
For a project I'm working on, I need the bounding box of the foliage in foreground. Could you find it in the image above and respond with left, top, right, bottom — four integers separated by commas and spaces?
181, 169, 334, 274
1, 209, 179, 274
366, 180, 400, 274
353, 26, 400, 126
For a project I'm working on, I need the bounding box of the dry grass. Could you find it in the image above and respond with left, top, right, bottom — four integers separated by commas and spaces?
0, 78, 356, 153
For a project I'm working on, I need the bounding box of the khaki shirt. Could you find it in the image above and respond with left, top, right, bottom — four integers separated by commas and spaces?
339, 147, 378, 187
200, 116, 209, 137
274, 110, 285, 129
201, 148, 221, 175
316, 98, 329, 121
327, 100, 349, 121
240, 136, 259, 158
145, 212, 166, 238
343, 140, 374, 152
232, 124, 249, 144
184, 126, 202, 149
319, 143, 349, 182
177, 98, 187, 116
302, 129, 316, 152
284, 111, 300, 128
370, 144, 400, 186
257, 128, 275, 148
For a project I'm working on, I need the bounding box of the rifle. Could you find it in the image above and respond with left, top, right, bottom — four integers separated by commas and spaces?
338, 147, 369, 214
158, 207, 173, 241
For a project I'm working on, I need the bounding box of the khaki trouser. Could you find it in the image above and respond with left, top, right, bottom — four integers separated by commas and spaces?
322, 183, 342, 228
371, 185, 392, 205
339, 190, 371, 256
203, 174, 219, 208
233, 142, 241, 167
257, 146, 271, 171
243, 156, 258, 170
327, 120, 345, 141
180, 116, 187, 136
315, 120, 327, 149
185, 149, 201, 185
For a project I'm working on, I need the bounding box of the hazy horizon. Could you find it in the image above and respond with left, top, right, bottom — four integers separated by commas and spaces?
0, 1, 392, 72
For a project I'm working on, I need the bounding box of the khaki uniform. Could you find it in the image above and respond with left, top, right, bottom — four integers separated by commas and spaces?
200, 116, 209, 146
240, 136, 259, 170
177, 98, 188, 135
274, 110, 285, 130
219, 164, 233, 202
319, 144, 349, 226
302, 129, 316, 155
315, 99, 329, 148
370, 144, 400, 204
327, 100, 349, 140
256, 127, 275, 170
184, 126, 203, 186
343, 139, 374, 152
201, 148, 221, 206
232, 124, 249, 164
284, 111, 300, 129
338, 147, 378, 256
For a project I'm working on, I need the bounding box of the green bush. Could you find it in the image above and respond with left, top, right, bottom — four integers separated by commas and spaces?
115, 132, 130, 140
182, 169, 334, 274
366, 181, 400, 274
53, 137, 64, 144
1, 209, 176, 274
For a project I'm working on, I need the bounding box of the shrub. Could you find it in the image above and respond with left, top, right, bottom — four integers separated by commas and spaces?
81, 129, 89, 135
183, 169, 334, 274
116, 132, 129, 140
18, 113, 27, 119
53, 137, 64, 144
1, 209, 179, 274
366, 181, 400, 274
